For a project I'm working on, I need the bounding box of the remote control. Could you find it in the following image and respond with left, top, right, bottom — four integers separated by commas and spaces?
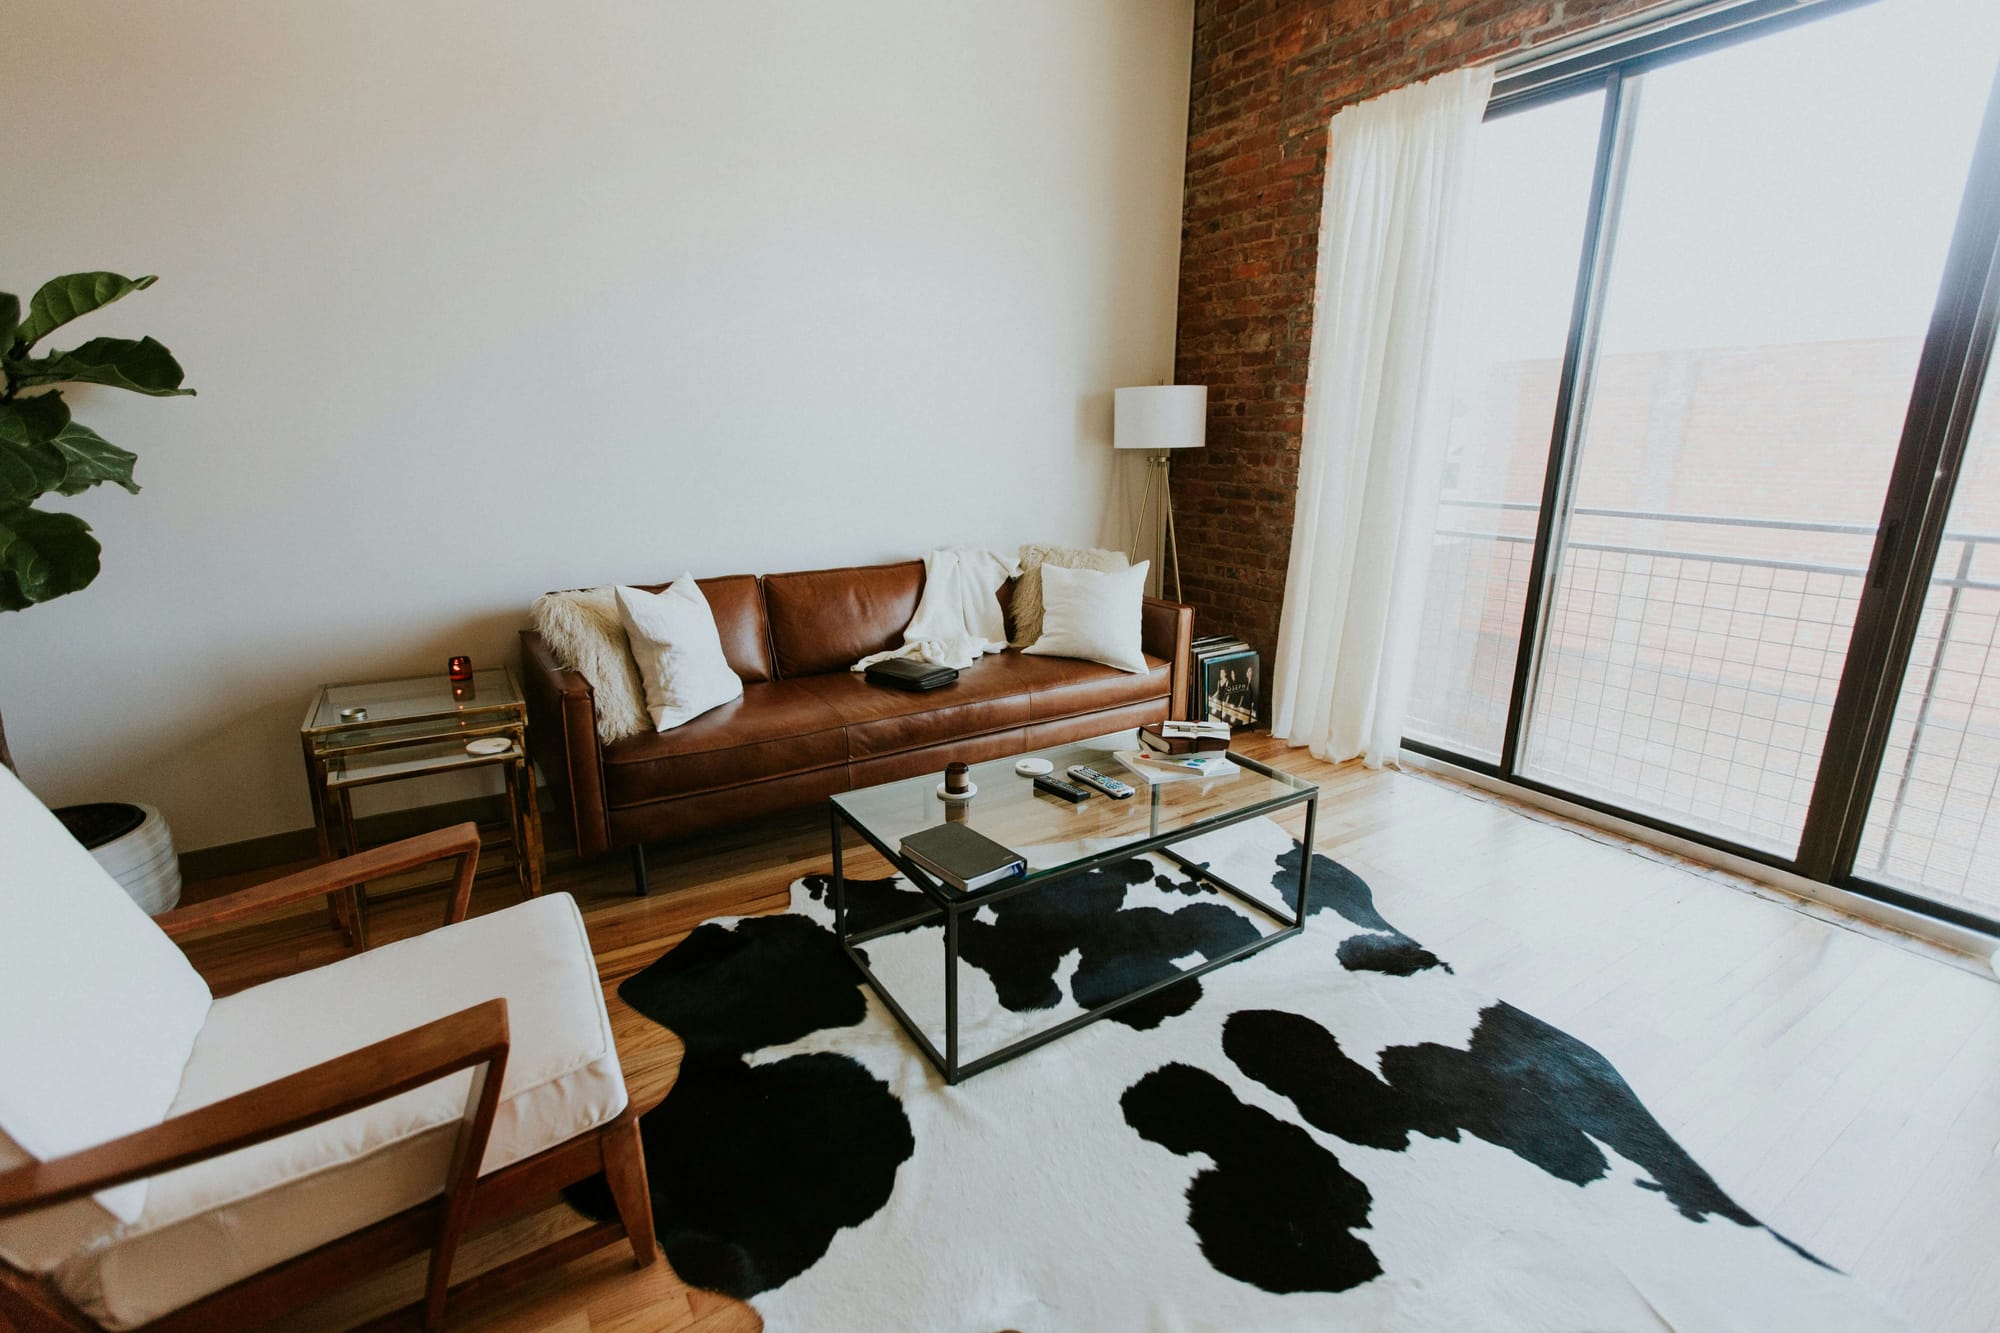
1067, 764, 1134, 799
1033, 773, 1092, 803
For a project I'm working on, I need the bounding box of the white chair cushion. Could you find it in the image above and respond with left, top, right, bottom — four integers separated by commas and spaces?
50, 891, 628, 1330
0, 764, 211, 1264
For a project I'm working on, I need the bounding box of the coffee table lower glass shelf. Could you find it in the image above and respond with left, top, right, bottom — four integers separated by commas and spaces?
828, 731, 1318, 1084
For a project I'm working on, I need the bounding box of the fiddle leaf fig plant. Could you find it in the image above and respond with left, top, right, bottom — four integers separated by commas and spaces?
0, 272, 193, 613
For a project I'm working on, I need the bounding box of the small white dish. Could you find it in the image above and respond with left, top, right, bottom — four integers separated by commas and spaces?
465, 737, 512, 756
935, 781, 978, 802
1014, 758, 1053, 777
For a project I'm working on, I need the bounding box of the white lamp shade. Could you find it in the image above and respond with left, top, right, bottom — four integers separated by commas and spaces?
1114, 385, 1207, 450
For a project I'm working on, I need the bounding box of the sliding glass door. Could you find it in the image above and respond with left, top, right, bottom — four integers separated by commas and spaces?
1853, 345, 2000, 912
1404, 0, 2000, 927
1404, 91, 1603, 762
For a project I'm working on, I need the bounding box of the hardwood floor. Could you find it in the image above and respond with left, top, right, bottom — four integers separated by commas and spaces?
163, 735, 2000, 1332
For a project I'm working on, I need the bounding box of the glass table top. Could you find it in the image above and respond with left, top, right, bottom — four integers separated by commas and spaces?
327, 737, 523, 788
306, 668, 520, 733
833, 730, 1316, 898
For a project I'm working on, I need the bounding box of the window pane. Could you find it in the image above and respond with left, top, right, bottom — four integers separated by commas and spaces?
1856, 364, 2000, 913
1516, 0, 2000, 853
1404, 90, 1604, 761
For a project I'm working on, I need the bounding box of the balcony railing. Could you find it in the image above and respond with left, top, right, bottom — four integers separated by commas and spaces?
1408, 500, 2000, 910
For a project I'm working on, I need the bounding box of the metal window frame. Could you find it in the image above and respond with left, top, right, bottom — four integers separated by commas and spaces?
1406, 0, 2000, 936
1488, 0, 1881, 114
1806, 68, 2000, 918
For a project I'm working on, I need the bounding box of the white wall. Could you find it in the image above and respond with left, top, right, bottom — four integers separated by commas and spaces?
0, 1, 1192, 850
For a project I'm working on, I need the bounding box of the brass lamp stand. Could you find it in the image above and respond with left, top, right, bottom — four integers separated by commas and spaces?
1128, 450, 1184, 603
1114, 384, 1206, 603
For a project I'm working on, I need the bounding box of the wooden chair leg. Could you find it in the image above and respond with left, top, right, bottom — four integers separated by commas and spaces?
601, 1111, 657, 1268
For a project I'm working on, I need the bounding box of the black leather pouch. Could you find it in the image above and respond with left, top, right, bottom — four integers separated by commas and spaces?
865, 659, 960, 691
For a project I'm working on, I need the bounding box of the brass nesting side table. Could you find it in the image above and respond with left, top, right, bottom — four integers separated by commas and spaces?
300, 667, 542, 945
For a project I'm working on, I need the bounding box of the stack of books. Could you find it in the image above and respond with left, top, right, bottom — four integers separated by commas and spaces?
899, 823, 1026, 893
1137, 720, 1230, 755
1190, 635, 1259, 726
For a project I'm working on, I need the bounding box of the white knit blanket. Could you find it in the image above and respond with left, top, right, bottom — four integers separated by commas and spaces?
852, 546, 1021, 672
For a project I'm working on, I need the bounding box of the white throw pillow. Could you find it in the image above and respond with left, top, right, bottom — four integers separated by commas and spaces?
614, 578, 744, 731
1024, 560, 1151, 674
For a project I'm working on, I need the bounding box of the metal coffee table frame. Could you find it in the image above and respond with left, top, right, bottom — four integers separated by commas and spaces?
828, 750, 1318, 1085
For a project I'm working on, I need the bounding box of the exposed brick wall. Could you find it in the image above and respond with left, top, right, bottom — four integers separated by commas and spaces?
1171, 0, 1680, 711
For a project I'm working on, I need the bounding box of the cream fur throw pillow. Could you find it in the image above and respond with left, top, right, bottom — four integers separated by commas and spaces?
530, 587, 650, 744
1009, 544, 1131, 648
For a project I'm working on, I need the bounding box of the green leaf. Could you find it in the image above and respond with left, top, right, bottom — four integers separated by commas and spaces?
48, 420, 139, 497
9, 272, 157, 354
9, 336, 193, 396
0, 293, 18, 350
0, 504, 100, 610
0, 397, 136, 503
0, 393, 72, 447
0, 396, 73, 503
0, 442, 66, 506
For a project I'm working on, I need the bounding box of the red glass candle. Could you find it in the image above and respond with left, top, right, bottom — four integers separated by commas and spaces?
448, 655, 473, 683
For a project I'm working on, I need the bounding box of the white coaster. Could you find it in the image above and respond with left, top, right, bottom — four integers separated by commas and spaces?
1014, 758, 1053, 776
935, 782, 978, 802
465, 737, 511, 756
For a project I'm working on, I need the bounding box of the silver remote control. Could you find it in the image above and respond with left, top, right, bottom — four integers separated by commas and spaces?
1067, 764, 1134, 799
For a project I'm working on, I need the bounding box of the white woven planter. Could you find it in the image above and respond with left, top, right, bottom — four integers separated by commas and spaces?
90, 803, 182, 915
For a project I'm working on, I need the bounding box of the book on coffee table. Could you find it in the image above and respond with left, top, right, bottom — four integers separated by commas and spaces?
1136, 722, 1230, 755
899, 823, 1026, 893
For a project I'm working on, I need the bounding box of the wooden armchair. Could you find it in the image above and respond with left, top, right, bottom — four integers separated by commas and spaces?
0, 764, 656, 1331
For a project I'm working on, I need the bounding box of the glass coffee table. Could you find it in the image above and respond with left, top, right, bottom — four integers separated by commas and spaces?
829, 731, 1318, 1083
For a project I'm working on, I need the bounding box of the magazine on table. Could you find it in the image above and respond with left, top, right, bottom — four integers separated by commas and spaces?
1112, 749, 1240, 784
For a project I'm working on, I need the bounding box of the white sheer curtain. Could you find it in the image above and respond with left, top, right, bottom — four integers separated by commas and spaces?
1270, 65, 1494, 766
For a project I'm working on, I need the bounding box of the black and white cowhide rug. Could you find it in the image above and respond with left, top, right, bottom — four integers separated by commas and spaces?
576, 818, 1903, 1331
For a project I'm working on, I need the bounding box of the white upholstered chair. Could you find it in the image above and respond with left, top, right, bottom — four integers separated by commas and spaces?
0, 762, 656, 1331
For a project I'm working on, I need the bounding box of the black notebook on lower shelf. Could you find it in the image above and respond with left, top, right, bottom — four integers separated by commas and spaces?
899, 823, 1026, 893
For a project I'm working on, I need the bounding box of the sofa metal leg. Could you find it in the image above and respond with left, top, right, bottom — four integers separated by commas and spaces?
631, 843, 649, 896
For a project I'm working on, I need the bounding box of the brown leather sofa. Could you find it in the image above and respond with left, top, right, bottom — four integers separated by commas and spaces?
521, 558, 1194, 893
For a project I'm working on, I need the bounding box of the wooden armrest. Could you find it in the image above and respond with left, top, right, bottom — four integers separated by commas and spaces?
0, 999, 510, 1220
156, 822, 483, 940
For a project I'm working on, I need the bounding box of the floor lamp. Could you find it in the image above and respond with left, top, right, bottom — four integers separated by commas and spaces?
1115, 385, 1207, 602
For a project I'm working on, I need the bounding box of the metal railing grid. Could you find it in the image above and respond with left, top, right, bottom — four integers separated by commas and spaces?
1407, 501, 2000, 910
1856, 537, 2000, 904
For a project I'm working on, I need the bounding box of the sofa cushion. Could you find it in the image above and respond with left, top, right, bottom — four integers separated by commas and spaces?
0, 764, 212, 1268
601, 679, 849, 804
1025, 699, 1169, 751
52, 893, 626, 1331
629, 573, 773, 684
763, 560, 924, 678
799, 659, 1035, 759
1025, 652, 1171, 721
